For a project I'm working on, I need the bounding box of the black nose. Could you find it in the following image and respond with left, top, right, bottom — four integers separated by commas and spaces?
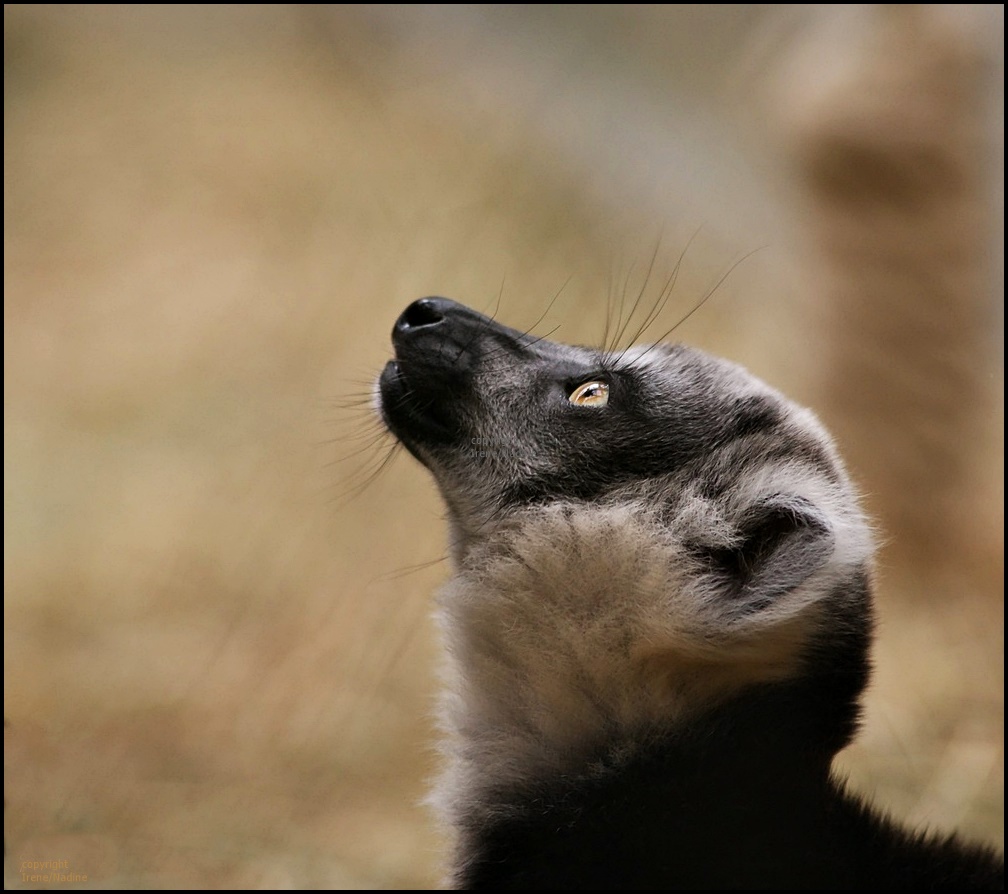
390, 297, 523, 361
393, 297, 452, 340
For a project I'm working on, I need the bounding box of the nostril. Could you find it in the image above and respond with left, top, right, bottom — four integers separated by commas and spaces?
398, 298, 445, 332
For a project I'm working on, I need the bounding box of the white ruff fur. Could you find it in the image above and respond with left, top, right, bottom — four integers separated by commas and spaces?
428, 484, 874, 831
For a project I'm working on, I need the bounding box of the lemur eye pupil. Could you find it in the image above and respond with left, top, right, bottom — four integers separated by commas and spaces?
569, 381, 609, 407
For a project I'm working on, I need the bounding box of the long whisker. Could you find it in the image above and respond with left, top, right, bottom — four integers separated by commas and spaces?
610, 236, 662, 353
523, 275, 572, 340
374, 554, 448, 582
627, 247, 762, 369
328, 439, 402, 506
622, 228, 701, 352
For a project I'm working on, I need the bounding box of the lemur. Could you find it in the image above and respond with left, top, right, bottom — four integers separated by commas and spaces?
376, 296, 1004, 890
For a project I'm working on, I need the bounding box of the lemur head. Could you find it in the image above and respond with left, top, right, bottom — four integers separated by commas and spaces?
379, 297, 875, 811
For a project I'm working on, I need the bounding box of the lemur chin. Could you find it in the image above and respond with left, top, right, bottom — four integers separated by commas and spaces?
377, 297, 1004, 890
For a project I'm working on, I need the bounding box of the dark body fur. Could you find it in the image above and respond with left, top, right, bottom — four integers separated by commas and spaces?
460, 664, 1003, 890
377, 297, 1004, 890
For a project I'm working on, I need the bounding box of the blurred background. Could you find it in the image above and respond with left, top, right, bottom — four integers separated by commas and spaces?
4, 5, 1003, 888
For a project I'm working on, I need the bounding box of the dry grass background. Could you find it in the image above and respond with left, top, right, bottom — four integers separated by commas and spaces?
3, 5, 1002, 889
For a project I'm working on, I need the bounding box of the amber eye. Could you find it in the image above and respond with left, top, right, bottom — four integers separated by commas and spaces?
568, 380, 609, 407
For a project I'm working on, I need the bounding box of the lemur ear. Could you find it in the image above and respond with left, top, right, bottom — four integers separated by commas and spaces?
704, 496, 834, 613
